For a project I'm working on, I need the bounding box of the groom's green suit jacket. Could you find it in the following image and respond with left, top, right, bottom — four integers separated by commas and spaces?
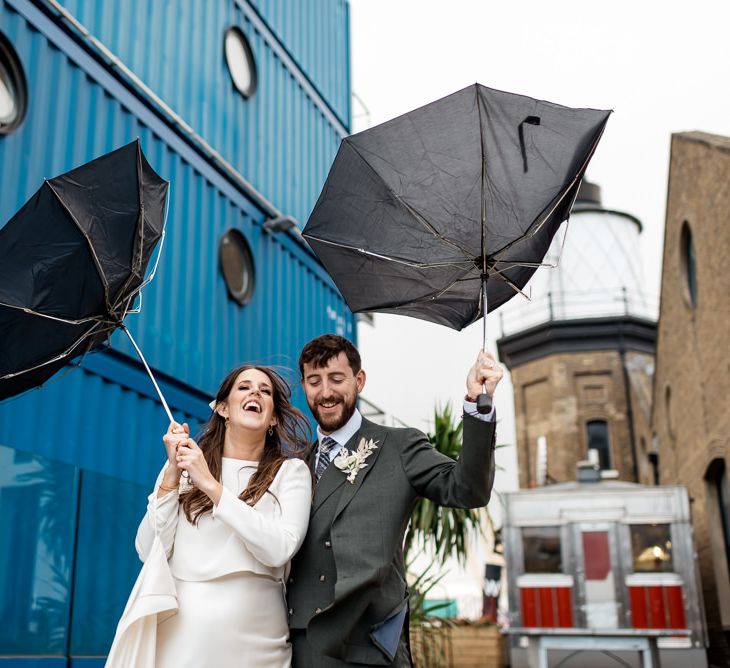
287, 413, 496, 665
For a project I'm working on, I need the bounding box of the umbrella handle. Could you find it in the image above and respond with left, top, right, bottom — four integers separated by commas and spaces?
477, 393, 492, 415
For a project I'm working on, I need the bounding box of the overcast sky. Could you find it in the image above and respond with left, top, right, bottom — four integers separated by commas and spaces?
348, 0, 730, 502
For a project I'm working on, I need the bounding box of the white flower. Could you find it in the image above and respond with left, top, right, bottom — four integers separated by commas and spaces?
333, 437, 378, 484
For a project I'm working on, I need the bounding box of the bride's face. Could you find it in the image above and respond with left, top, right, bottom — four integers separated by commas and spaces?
220, 368, 277, 435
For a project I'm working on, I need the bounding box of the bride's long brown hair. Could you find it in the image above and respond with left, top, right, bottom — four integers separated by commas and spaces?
180, 364, 310, 524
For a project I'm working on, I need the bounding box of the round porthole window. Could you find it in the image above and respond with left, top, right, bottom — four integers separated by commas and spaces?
0, 34, 27, 134
224, 27, 257, 98
219, 229, 255, 305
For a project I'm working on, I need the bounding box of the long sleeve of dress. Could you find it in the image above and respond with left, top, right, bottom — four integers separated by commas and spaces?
135, 463, 181, 562
211, 458, 312, 569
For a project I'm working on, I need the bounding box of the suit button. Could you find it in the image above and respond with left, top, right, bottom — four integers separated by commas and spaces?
324, 540, 331, 548
315, 607, 322, 614
319, 574, 326, 582
288, 608, 294, 615
288, 577, 294, 584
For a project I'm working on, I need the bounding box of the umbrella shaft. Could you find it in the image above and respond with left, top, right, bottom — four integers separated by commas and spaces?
482, 277, 488, 351
121, 325, 175, 425
478, 276, 492, 413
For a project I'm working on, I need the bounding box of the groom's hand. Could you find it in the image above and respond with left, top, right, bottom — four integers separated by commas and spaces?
466, 350, 503, 401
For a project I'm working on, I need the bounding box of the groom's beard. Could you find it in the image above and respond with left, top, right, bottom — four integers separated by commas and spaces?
310, 393, 357, 434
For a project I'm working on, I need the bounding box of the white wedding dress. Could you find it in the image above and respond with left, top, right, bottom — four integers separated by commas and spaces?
127, 456, 311, 668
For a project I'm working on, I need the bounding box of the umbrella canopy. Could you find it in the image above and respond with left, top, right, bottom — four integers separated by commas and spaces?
0, 140, 168, 401
303, 84, 611, 331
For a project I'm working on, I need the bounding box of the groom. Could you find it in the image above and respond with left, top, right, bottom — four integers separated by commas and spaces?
287, 334, 501, 667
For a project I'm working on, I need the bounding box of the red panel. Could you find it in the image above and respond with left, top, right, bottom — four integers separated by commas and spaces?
666, 586, 687, 629
539, 587, 556, 627
629, 586, 648, 628
521, 588, 538, 627
556, 587, 574, 627
648, 586, 667, 628
582, 531, 611, 580
521, 586, 574, 628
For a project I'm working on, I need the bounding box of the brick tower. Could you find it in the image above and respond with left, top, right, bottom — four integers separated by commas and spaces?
496, 181, 657, 488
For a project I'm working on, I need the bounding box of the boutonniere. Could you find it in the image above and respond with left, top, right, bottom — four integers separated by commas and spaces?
333, 437, 379, 484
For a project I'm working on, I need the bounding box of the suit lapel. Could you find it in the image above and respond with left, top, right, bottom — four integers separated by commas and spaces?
332, 419, 386, 522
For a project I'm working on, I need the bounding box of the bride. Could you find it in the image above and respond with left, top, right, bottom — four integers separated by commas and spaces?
116, 364, 312, 667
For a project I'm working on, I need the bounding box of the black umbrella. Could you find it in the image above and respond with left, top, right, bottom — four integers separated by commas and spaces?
0, 140, 174, 421
303, 84, 611, 411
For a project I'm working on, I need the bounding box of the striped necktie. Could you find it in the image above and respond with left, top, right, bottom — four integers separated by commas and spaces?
316, 436, 338, 481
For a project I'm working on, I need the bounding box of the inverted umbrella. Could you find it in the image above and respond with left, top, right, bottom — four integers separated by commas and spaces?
303, 84, 610, 411
0, 140, 174, 421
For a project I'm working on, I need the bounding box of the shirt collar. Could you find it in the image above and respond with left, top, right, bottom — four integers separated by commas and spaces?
317, 408, 362, 448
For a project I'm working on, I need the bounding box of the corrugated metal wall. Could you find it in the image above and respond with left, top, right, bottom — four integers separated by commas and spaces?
52, 0, 350, 225
247, 0, 351, 123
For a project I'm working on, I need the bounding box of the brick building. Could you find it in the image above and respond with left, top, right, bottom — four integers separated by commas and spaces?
652, 131, 730, 666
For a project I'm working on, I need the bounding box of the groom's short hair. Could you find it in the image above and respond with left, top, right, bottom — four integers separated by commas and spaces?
299, 334, 361, 376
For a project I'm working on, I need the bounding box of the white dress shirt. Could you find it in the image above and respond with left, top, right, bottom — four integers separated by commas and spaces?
314, 409, 362, 471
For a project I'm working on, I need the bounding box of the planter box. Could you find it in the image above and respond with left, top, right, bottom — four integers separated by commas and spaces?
449, 625, 504, 667
410, 623, 504, 667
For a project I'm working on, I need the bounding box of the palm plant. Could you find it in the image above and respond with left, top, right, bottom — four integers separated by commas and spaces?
404, 403, 483, 566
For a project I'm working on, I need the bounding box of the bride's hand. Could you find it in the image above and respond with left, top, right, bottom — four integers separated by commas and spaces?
162, 421, 189, 470
176, 437, 221, 502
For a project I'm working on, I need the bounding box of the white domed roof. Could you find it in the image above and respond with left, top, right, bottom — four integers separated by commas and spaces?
497, 197, 657, 336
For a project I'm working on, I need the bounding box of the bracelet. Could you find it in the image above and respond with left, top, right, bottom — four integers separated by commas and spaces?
159, 482, 179, 493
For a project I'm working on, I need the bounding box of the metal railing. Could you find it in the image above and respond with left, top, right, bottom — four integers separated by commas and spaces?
498, 287, 659, 338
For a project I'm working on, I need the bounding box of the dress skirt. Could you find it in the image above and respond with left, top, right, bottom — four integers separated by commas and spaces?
155, 571, 291, 668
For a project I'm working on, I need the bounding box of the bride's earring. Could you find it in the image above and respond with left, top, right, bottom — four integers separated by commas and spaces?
268, 426, 274, 436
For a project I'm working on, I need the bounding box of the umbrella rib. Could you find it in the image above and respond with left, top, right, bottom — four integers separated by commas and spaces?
476, 85, 488, 276
110, 141, 152, 312
0, 320, 112, 381
0, 300, 111, 326
355, 266, 476, 312
397, 196, 474, 259
492, 259, 559, 269
487, 120, 608, 260
305, 234, 474, 269
134, 187, 169, 291
344, 140, 474, 260
488, 218, 570, 273
45, 180, 113, 314
486, 265, 531, 300
488, 192, 568, 260
108, 186, 170, 314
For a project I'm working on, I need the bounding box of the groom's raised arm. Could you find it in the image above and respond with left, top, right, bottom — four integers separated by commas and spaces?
399, 415, 496, 509
399, 350, 501, 508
